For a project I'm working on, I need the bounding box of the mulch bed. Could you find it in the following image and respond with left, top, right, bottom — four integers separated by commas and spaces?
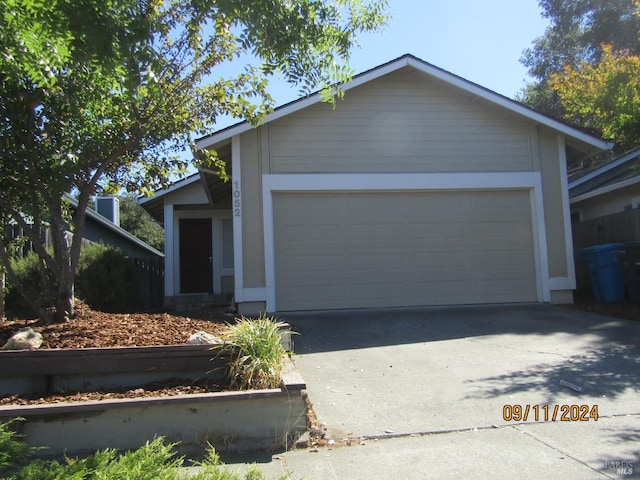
0, 302, 235, 406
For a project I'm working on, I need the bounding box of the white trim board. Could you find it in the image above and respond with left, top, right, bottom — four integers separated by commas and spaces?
265, 172, 537, 192
260, 172, 552, 312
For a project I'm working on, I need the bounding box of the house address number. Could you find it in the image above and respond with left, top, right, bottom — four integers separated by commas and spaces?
233, 181, 241, 217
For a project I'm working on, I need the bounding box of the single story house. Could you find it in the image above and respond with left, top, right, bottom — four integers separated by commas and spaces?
141, 54, 611, 315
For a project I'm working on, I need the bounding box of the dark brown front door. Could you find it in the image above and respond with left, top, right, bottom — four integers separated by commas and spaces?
179, 218, 213, 294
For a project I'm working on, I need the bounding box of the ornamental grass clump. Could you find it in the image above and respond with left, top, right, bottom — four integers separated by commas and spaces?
224, 314, 287, 390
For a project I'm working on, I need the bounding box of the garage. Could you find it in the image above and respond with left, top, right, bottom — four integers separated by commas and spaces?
273, 190, 538, 311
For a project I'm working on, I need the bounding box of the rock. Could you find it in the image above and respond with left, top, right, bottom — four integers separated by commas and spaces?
186, 331, 223, 345
2, 327, 43, 351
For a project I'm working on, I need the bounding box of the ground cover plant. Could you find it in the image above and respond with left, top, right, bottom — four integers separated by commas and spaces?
0, 420, 288, 479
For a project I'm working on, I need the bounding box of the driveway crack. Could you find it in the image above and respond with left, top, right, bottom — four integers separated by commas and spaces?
512, 424, 614, 478
464, 337, 578, 360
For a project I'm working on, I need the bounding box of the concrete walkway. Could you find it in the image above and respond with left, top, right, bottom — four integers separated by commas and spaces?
222, 304, 640, 479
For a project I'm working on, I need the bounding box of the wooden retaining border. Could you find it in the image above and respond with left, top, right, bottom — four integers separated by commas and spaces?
0, 328, 306, 456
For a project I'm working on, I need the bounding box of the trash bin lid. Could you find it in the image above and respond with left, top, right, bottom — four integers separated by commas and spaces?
580, 243, 624, 254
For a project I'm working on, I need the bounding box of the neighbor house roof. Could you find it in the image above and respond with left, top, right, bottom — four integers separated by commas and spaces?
195, 54, 612, 152
65, 195, 164, 258
569, 147, 640, 203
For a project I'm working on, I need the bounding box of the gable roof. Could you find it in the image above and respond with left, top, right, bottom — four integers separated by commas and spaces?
569, 147, 640, 202
65, 195, 164, 258
196, 53, 612, 152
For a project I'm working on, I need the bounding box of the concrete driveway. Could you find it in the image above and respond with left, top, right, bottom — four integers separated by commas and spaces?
228, 304, 640, 479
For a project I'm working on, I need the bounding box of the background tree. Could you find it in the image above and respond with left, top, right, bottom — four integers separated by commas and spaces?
0, 0, 388, 321
519, 0, 640, 119
549, 45, 640, 150
118, 195, 164, 252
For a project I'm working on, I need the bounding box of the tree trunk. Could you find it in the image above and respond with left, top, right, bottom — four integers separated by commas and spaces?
0, 270, 5, 319
56, 279, 74, 322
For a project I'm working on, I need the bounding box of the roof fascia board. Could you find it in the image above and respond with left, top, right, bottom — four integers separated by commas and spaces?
138, 174, 201, 205
571, 174, 640, 204
196, 54, 609, 151
569, 149, 640, 190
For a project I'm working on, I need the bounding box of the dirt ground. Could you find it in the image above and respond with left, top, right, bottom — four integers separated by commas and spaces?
0, 301, 231, 349
562, 293, 640, 322
0, 302, 234, 405
0, 297, 637, 406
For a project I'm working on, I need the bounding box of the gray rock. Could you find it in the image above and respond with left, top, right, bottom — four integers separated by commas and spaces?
186, 331, 223, 345
2, 327, 44, 350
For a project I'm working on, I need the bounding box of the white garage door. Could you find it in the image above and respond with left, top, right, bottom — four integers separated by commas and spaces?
273, 190, 538, 311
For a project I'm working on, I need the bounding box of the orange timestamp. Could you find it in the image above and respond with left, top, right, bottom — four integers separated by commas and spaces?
503, 404, 599, 422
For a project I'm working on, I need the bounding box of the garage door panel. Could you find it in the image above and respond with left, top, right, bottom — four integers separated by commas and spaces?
273, 190, 537, 310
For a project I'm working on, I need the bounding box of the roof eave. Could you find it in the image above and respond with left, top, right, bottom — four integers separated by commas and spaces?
569, 148, 640, 190
195, 54, 610, 152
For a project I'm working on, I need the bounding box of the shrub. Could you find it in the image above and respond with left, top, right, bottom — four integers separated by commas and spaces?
0, 420, 283, 480
4, 252, 56, 319
75, 243, 142, 313
0, 418, 32, 471
223, 314, 287, 390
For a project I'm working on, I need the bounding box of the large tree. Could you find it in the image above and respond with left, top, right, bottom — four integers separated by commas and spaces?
549, 45, 640, 150
0, 0, 388, 321
519, 0, 640, 118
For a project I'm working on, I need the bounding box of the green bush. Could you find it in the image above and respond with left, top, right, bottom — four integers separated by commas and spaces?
4, 252, 56, 319
75, 243, 142, 313
224, 314, 288, 390
0, 420, 285, 480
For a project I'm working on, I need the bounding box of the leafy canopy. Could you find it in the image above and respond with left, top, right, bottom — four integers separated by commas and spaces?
0, 0, 388, 320
519, 0, 640, 120
549, 45, 640, 150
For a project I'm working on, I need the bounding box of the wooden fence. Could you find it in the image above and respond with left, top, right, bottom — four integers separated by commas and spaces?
572, 209, 640, 294
131, 257, 164, 311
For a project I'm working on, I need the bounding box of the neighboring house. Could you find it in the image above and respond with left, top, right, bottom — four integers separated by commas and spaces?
81, 196, 164, 260
569, 148, 640, 222
140, 54, 611, 315
568, 148, 640, 293
8, 195, 163, 261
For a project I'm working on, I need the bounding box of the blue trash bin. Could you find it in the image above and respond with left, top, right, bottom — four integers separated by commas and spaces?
580, 243, 625, 302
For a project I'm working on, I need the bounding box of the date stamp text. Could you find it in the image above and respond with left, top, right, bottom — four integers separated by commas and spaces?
503, 404, 599, 422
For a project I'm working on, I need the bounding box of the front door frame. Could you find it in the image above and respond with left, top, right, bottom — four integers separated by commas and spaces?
172, 210, 233, 296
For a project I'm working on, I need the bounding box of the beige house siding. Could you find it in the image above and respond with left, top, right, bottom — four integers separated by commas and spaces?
239, 129, 266, 288
573, 182, 640, 221
537, 128, 570, 279
267, 69, 532, 174
226, 63, 602, 312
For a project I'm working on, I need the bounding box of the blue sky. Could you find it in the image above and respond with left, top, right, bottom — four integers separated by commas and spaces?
347, 0, 549, 98
179, 0, 553, 164
210, 0, 549, 132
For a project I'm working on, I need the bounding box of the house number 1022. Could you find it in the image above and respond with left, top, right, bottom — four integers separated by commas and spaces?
233, 181, 241, 217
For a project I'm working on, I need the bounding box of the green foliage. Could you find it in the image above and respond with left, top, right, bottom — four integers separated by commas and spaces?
0, 418, 32, 471
0, 424, 283, 480
0, 0, 388, 321
519, 0, 640, 118
549, 45, 640, 150
118, 195, 164, 252
4, 252, 56, 319
75, 243, 142, 313
224, 315, 287, 390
